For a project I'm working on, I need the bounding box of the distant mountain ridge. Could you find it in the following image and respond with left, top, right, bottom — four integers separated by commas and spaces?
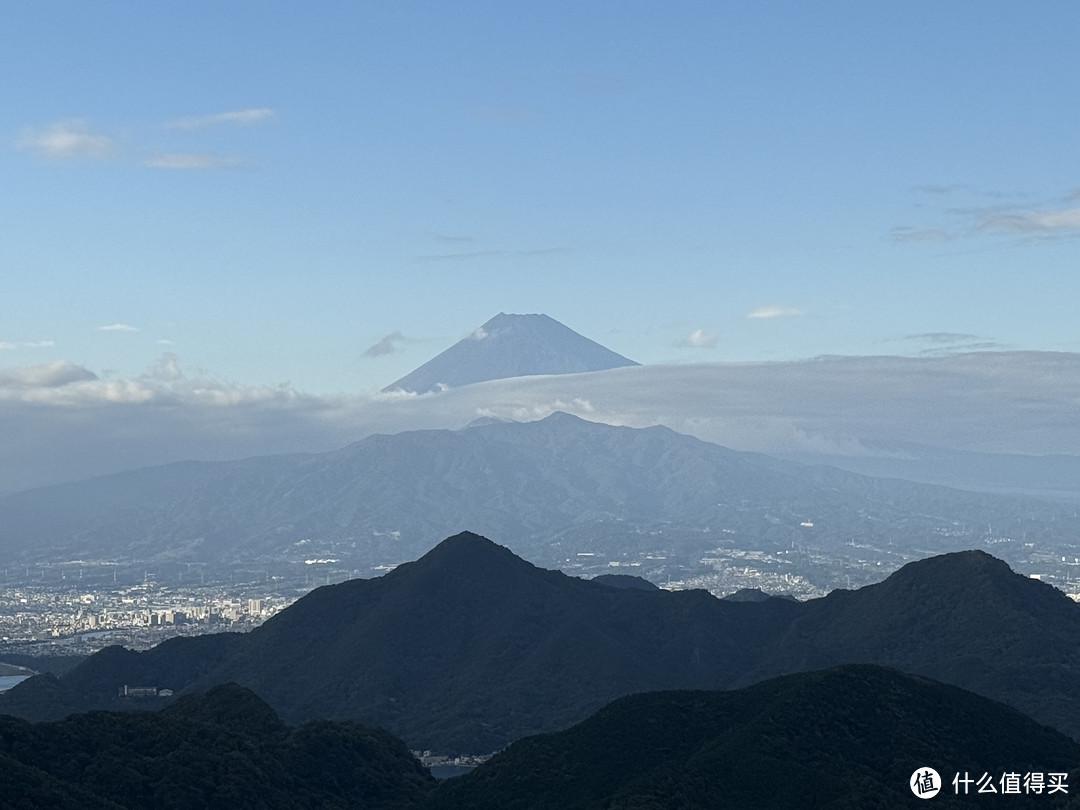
382, 313, 638, 393
786, 440, 1080, 502
7, 532, 1080, 756
2, 411, 1075, 582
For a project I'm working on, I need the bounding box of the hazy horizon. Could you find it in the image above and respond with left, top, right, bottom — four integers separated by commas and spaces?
5, 347, 1080, 493
4, 3, 1079, 489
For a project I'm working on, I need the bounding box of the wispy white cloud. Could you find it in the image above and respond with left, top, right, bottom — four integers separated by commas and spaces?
747, 306, 801, 320
144, 352, 184, 382
900, 332, 1003, 356
418, 250, 505, 262
678, 329, 716, 349
889, 226, 950, 244
913, 184, 964, 195
417, 247, 567, 262
17, 110, 271, 170
472, 106, 536, 122
895, 185, 1080, 246
904, 332, 981, 345
362, 332, 408, 358
0, 357, 299, 408
0, 360, 97, 389
562, 70, 635, 94
17, 120, 113, 159
0, 340, 54, 350
918, 342, 1001, 356
517, 247, 571, 258
97, 323, 139, 333
165, 108, 275, 130
142, 153, 244, 170
0, 354, 358, 490
976, 207, 1080, 236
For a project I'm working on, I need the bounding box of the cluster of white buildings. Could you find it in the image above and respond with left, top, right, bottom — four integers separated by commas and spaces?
0, 584, 289, 646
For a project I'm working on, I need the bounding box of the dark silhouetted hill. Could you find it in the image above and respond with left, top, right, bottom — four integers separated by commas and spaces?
0, 683, 434, 809
200, 532, 799, 752
743, 549, 1080, 733
0, 533, 798, 752
591, 573, 659, 590
721, 587, 796, 602
428, 665, 1080, 809
6, 536, 1080, 757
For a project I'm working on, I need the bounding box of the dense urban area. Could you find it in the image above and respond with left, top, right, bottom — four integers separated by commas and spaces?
5, 524, 1080, 664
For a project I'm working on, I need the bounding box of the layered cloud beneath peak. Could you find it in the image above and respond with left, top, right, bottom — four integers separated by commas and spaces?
0, 358, 296, 407
0, 355, 358, 492
5, 352, 1080, 493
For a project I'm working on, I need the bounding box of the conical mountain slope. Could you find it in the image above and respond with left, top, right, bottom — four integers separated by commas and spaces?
383, 313, 638, 393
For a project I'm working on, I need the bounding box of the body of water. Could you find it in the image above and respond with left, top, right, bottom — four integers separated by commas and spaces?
0, 675, 30, 692
429, 764, 475, 779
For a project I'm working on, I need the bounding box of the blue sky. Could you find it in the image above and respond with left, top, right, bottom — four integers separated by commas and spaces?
3, 1, 1079, 397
